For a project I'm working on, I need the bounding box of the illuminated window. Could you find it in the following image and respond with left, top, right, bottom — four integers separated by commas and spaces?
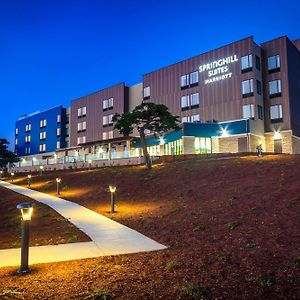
242, 104, 254, 119
143, 86, 150, 100
241, 54, 252, 72
270, 105, 283, 122
181, 116, 190, 123
191, 114, 200, 122
242, 79, 254, 97
39, 144, 46, 152
56, 128, 61, 136
77, 136, 86, 145
180, 74, 189, 89
40, 131, 46, 140
40, 119, 46, 128
15, 128, 18, 135
108, 130, 113, 139
25, 124, 31, 132
25, 135, 31, 143
15, 138, 18, 145
268, 55, 280, 73
57, 114, 61, 123
25, 147, 31, 154
190, 71, 199, 87
190, 93, 200, 108
103, 98, 114, 111
56, 141, 60, 149
181, 95, 190, 111
77, 106, 87, 118
77, 121, 86, 132
269, 80, 282, 97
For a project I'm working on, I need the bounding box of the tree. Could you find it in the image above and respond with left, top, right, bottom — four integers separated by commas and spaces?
113, 102, 180, 169
0, 139, 19, 169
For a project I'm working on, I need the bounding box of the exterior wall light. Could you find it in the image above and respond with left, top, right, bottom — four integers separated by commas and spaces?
221, 128, 229, 137
159, 137, 165, 145
109, 185, 117, 213
11, 172, 15, 182
274, 131, 281, 140
56, 178, 61, 195
17, 202, 35, 274
27, 174, 32, 187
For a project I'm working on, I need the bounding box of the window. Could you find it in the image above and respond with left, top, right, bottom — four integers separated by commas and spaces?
103, 115, 109, 126
56, 128, 61, 136
255, 55, 261, 71
269, 80, 282, 97
39, 144, 46, 153
102, 132, 108, 140
181, 95, 190, 111
242, 104, 255, 119
191, 114, 200, 122
103, 115, 113, 127
258, 105, 263, 120
57, 114, 61, 123
15, 138, 18, 145
102, 131, 113, 140
77, 121, 86, 132
268, 55, 280, 72
241, 54, 253, 72
25, 124, 31, 132
77, 136, 86, 145
40, 119, 46, 128
190, 93, 200, 108
190, 71, 199, 87
15, 128, 18, 135
25, 147, 31, 155
257, 80, 262, 95
270, 105, 283, 122
108, 98, 113, 108
56, 141, 60, 149
40, 131, 46, 140
108, 131, 113, 139
108, 114, 113, 125
181, 116, 190, 123
143, 86, 150, 100
77, 106, 87, 118
180, 74, 189, 89
103, 98, 113, 111
25, 135, 31, 143
242, 79, 254, 97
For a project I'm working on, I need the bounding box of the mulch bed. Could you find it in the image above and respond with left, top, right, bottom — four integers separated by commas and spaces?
0, 154, 299, 299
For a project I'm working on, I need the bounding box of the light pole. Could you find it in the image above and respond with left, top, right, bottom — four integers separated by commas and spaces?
11, 172, 15, 182
39, 165, 44, 176
17, 202, 34, 274
56, 178, 61, 195
27, 174, 32, 187
109, 185, 117, 213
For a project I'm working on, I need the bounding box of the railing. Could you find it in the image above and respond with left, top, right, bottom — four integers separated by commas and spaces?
13, 150, 141, 168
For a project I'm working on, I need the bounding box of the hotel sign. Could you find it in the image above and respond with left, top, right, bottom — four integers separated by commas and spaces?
199, 55, 238, 84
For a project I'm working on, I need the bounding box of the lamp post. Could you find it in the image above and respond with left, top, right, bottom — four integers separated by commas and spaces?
27, 174, 32, 187
0, 170, 3, 178
88, 159, 92, 170
109, 185, 117, 213
11, 172, 15, 182
56, 178, 61, 195
39, 165, 44, 176
17, 202, 34, 274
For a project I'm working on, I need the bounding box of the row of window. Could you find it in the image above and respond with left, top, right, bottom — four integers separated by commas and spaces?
22, 129, 61, 144
242, 79, 281, 98
16, 115, 61, 135
181, 71, 199, 89
77, 99, 114, 117
181, 114, 200, 123
241, 54, 261, 73
22, 140, 61, 155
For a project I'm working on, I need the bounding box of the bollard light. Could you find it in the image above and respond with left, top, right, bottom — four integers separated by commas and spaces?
27, 174, 32, 187
17, 202, 35, 274
11, 172, 15, 182
109, 185, 117, 213
39, 165, 44, 176
88, 159, 92, 170
56, 178, 61, 195
0, 170, 3, 178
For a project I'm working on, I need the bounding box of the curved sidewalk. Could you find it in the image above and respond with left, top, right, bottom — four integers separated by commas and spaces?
0, 181, 166, 267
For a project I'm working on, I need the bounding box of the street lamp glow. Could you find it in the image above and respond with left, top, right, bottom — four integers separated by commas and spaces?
11, 172, 15, 182
56, 177, 61, 183
109, 185, 117, 213
109, 185, 117, 193
56, 178, 61, 195
27, 174, 32, 187
18, 204, 34, 221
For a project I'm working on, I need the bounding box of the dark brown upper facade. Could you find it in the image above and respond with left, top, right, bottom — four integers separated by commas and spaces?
70, 82, 128, 147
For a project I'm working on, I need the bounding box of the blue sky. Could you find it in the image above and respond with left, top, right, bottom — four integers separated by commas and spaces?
0, 0, 300, 149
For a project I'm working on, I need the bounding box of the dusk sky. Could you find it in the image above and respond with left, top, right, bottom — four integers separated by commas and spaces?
1, 0, 300, 149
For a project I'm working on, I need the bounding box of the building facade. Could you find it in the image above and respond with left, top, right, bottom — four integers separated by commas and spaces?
14, 35, 300, 165
15, 105, 67, 157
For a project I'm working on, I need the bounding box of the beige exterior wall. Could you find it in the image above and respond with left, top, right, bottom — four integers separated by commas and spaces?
249, 135, 265, 152
292, 136, 300, 154
265, 131, 293, 154
211, 137, 219, 153
182, 136, 195, 154
218, 136, 239, 153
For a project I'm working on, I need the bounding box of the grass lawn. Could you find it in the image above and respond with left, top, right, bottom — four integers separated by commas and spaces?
0, 154, 299, 299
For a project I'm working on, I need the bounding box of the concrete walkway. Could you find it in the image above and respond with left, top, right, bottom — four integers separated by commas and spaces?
0, 181, 166, 268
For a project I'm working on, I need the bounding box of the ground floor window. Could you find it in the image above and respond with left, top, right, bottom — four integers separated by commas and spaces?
195, 137, 212, 154
164, 139, 182, 155
147, 145, 161, 156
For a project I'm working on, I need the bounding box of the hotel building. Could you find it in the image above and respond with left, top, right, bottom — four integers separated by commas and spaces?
14, 35, 300, 168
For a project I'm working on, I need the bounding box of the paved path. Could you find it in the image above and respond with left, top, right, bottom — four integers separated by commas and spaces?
0, 181, 166, 268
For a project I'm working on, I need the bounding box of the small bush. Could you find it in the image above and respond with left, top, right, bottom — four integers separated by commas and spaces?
216, 254, 230, 262
165, 261, 177, 270
193, 225, 205, 232
227, 223, 238, 230
293, 257, 300, 267
183, 284, 210, 299
246, 242, 256, 248
249, 277, 272, 288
